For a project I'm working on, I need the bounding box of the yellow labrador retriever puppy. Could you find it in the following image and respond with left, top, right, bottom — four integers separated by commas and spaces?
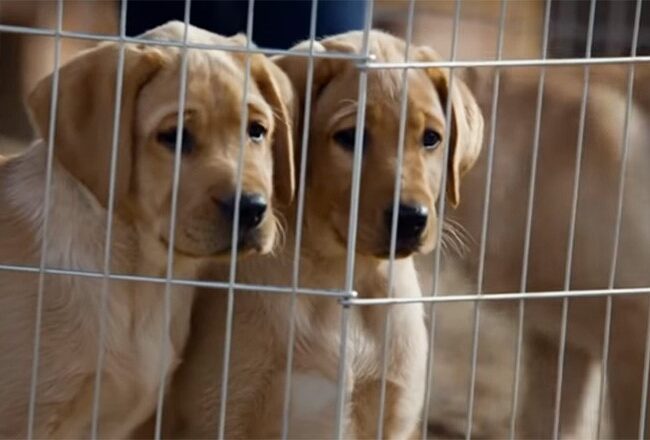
165, 30, 483, 438
0, 21, 293, 438
426, 66, 650, 438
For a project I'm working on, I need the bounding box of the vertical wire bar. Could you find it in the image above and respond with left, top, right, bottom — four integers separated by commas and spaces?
465, 0, 508, 439
90, 1, 129, 437
639, 299, 650, 439
596, 1, 643, 437
553, 1, 597, 437
420, 2, 462, 438
217, 1, 256, 437
280, 1, 319, 437
465, 2, 508, 437
604, 2, 625, 56
26, 2, 63, 437
375, 0, 417, 437
334, 1, 374, 437
508, 1, 552, 436
570, 1, 582, 58
153, 2, 192, 438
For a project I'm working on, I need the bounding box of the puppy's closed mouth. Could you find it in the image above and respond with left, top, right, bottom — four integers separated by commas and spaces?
377, 240, 422, 259
333, 226, 421, 259
158, 235, 261, 260
236, 235, 264, 254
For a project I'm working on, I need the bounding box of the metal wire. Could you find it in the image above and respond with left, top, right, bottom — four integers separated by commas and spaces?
1, 1, 647, 438
280, 1, 319, 437
0, 262, 351, 297
0, 23, 369, 61
374, 0, 417, 437
154, 2, 192, 438
1, 257, 648, 303
342, 286, 650, 306
2, 22, 650, 68
596, 1, 644, 437
509, 0, 553, 436
334, 1, 375, 437
90, 0, 129, 436
466, 2, 508, 437
218, 1, 256, 437
366, 56, 650, 69
26, 2, 63, 437
420, 1, 462, 438
640, 298, 650, 439
553, 1, 598, 437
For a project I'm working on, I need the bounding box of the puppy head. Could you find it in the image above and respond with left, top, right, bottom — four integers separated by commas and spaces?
276, 31, 483, 258
27, 21, 294, 259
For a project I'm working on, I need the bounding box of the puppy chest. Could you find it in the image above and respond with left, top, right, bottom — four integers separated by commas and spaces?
103, 285, 194, 390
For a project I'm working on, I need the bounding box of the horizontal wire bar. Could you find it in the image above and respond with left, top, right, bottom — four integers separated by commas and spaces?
343, 286, 650, 306
3, 23, 648, 69
2, 265, 648, 303
0, 23, 372, 61
0, 263, 354, 298
366, 55, 650, 69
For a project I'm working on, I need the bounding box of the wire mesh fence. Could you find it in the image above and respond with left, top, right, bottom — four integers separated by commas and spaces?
0, 0, 649, 438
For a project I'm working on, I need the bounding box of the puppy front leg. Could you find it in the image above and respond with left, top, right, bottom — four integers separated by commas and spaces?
607, 297, 650, 439
351, 380, 412, 439
33, 376, 95, 439
353, 307, 428, 439
254, 369, 353, 439
516, 332, 594, 439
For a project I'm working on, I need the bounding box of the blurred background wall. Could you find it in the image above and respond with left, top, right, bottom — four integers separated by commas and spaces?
5, 0, 647, 150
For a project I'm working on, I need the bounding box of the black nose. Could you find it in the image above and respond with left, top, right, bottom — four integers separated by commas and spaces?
219, 192, 268, 231
384, 203, 429, 247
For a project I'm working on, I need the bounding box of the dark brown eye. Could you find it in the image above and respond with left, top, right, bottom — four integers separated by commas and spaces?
333, 127, 368, 152
156, 127, 195, 154
422, 129, 441, 150
248, 121, 267, 143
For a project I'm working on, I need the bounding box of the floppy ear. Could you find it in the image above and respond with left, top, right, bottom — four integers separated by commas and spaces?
27, 42, 164, 208
273, 39, 356, 117
417, 47, 484, 208
250, 53, 296, 206
271, 39, 356, 205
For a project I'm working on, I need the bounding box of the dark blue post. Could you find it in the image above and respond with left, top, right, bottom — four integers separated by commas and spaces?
124, 0, 367, 49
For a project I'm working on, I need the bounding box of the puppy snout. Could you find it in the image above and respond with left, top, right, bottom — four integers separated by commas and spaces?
219, 192, 268, 232
384, 203, 429, 247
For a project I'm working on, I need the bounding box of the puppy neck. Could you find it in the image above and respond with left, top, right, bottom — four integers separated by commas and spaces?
282, 205, 380, 271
